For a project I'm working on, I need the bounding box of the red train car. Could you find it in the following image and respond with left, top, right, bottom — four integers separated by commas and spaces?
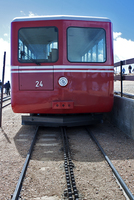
11, 15, 114, 126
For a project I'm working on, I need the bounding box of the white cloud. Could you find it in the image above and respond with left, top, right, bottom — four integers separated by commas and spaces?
4, 33, 8, 37
113, 32, 134, 62
29, 11, 36, 17
20, 11, 26, 16
113, 32, 122, 40
20, 11, 37, 17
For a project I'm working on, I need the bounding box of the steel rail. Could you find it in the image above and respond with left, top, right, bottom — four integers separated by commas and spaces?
86, 127, 134, 200
114, 91, 134, 99
0, 96, 11, 108
2, 102, 11, 108
0, 96, 11, 102
3, 97, 11, 102
2, 96, 8, 100
11, 126, 39, 200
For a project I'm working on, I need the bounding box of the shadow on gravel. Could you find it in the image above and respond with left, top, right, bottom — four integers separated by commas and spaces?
13, 120, 134, 162
14, 125, 37, 158
1, 127, 11, 143
14, 126, 63, 161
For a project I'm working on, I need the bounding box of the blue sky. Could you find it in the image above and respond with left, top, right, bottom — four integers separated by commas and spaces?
0, 0, 134, 81
1, 0, 134, 40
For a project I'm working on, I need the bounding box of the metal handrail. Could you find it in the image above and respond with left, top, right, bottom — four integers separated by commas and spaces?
114, 58, 134, 97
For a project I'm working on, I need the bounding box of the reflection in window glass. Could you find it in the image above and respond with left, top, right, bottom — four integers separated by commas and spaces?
98, 39, 104, 62
18, 27, 58, 63
92, 45, 97, 62
67, 27, 106, 63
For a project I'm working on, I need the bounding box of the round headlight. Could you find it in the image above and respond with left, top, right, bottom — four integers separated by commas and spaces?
58, 77, 68, 87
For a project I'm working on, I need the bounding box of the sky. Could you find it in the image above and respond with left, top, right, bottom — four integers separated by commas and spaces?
0, 0, 134, 81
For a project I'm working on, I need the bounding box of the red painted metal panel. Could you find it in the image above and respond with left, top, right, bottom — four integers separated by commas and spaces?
11, 20, 64, 66
52, 101, 74, 109
19, 71, 54, 91
11, 71, 113, 114
11, 19, 113, 66
11, 16, 114, 115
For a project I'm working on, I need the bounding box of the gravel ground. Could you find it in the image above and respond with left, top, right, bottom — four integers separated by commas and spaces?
1, 103, 134, 199
1, 80, 134, 200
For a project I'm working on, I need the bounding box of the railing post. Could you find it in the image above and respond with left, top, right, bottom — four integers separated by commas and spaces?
0, 52, 6, 127
120, 61, 123, 97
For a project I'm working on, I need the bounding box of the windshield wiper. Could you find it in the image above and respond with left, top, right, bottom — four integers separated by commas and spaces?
30, 59, 41, 65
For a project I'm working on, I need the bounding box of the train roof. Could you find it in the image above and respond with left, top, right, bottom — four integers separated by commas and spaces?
12, 15, 111, 23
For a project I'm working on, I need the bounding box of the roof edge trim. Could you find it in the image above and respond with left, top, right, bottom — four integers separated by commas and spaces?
12, 15, 111, 23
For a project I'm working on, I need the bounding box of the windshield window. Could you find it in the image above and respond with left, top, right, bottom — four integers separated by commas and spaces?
18, 27, 58, 63
67, 27, 106, 63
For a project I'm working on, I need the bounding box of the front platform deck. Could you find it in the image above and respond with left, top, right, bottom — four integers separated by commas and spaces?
22, 113, 103, 127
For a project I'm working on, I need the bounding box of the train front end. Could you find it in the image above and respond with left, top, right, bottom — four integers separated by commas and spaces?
11, 15, 114, 126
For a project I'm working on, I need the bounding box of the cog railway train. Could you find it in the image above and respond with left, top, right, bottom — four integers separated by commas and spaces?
11, 15, 114, 126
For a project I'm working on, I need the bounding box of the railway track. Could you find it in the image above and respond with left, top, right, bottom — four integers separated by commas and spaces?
10, 126, 134, 200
